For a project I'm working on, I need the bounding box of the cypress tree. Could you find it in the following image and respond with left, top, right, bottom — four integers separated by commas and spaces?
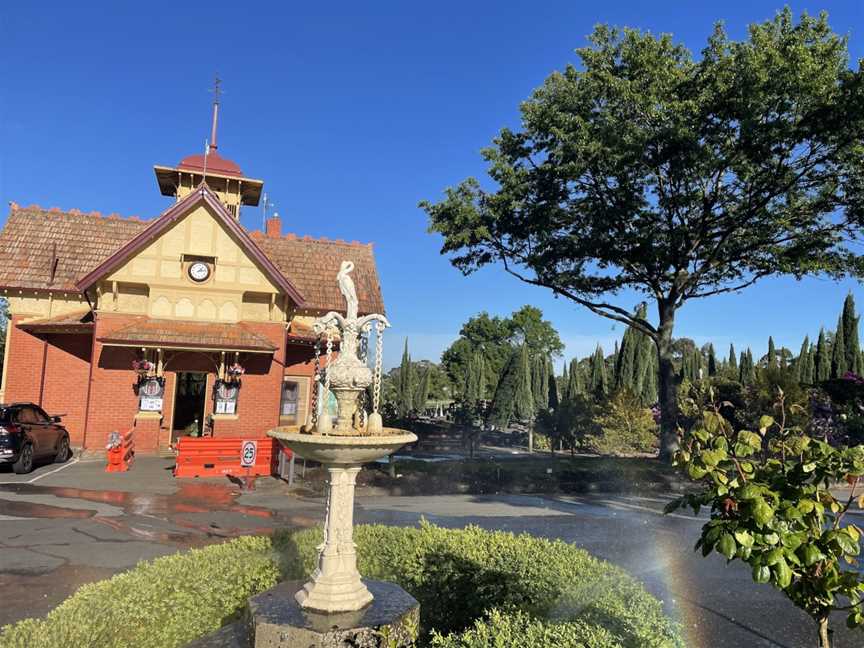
561, 363, 569, 399
590, 345, 608, 396
832, 313, 847, 378
514, 345, 534, 421
728, 344, 738, 379
398, 338, 414, 415
707, 344, 717, 377
547, 361, 559, 410
614, 305, 651, 392
692, 348, 703, 381
738, 350, 748, 384
795, 336, 810, 383
489, 349, 518, 427
568, 357, 583, 398
841, 294, 861, 375
639, 347, 658, 404
532, 355, 550, 412
767, 337, 777, 370
414, 367, 431, 411
815, 328, 831, 382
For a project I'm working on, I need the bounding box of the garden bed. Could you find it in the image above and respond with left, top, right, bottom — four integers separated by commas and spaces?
0, 523, 682, 648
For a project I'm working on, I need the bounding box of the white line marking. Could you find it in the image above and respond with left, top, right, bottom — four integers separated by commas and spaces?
0, 458, 79, 485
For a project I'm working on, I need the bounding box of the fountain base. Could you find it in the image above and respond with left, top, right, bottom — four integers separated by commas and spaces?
187, 580, 419, 648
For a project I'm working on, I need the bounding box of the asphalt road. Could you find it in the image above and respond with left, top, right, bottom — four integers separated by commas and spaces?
1, 457, 861, 647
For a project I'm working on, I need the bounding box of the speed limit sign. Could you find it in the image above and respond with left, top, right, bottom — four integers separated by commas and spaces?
240, 440, 257, 468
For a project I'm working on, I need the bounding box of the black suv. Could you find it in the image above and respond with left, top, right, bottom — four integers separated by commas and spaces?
0, 403, 71, 474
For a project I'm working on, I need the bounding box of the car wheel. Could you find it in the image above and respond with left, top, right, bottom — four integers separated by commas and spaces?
13, 443, 34, 474
54, 436, 71, 463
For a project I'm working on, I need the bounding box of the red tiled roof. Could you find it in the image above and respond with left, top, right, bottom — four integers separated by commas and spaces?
17, 309, 94, 333
178, 151, 243, 177
0, 201, 384, 315
98, 317, 277, 352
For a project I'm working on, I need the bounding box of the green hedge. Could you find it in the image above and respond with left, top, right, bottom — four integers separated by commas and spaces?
1, 523, 682, 648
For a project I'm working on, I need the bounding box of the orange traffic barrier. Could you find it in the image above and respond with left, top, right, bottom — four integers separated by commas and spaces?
173, 437, 285, 478
106, 429, 135, 473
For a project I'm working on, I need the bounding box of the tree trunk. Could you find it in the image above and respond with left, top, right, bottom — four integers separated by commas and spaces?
528, 426, 534, 453
818, 615, 832, 648
656, 300, 679, 463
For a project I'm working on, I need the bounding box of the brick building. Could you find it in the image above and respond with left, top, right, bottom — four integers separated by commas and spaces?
0, 109, 382, 453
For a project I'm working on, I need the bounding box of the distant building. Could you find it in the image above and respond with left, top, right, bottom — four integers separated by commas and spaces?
0, 100, 382, 452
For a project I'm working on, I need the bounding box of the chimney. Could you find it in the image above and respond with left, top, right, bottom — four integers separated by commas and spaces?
266, 212, 282, 238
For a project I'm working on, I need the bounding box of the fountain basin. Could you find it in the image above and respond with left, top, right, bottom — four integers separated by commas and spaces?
268, 428, 417, 465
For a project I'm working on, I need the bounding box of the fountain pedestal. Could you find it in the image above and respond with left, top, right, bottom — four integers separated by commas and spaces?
295, 466, 371, 611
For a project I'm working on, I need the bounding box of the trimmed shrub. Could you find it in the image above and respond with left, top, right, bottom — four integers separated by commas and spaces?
2, 523, 682, 648
0, 535, 279, 648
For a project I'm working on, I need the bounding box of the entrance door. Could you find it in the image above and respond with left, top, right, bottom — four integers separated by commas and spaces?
172, 372, 208, 441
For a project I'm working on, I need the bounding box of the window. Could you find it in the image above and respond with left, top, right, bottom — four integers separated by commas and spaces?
16, 407, 37, 424
280, 380, 299, 422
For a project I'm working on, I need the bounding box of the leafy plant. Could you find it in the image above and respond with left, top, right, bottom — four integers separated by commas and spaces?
585, 390, 658, 456
666, 389, 864, 648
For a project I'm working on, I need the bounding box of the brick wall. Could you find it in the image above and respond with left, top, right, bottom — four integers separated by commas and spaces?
3, 318, 92, 447
40, 334, 92, 447
4, 316, 47, 405
86, 314, 143, 450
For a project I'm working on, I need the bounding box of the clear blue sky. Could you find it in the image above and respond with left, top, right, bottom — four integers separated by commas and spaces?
1, 1, 862, 369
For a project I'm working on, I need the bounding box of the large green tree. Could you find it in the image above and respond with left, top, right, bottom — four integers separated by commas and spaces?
442, 306, 563, 399
423, 11, 864, 460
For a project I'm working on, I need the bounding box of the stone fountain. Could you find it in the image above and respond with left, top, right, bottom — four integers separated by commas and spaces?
259, 262, 418, 647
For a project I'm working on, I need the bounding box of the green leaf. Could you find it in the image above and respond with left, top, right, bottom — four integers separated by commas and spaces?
836, 532, 861, 557
687, 464, 708, 480
763, 548, 784, 566
759, 416, 774, 434
773, 559, 792, 589
738, 484, 761, 501
717, 534, 737, 560
734, 530, 754, 548
752, 564, 771, 584
752, 498, 774, 527
801, 545, 825, 567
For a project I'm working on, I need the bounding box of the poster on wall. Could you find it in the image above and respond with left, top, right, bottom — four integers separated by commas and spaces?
138, 377, 164, 412
214, 380, 239, 415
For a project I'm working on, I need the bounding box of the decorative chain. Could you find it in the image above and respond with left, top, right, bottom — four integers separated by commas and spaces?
324, 329, 333, 396
359, 327, 369, 364
310, 336, 321, 426
373, 322, 383, 414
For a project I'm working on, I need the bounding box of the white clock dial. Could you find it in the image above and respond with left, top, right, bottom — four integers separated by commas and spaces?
188, 262, 210, 282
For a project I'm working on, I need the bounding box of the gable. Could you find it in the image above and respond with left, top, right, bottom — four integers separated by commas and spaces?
75, 185, 304, 305
105, 202, 281, 293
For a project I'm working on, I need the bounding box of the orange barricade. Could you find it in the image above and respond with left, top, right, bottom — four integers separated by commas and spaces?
173, 437, 285, 478
106, 429, 135, 473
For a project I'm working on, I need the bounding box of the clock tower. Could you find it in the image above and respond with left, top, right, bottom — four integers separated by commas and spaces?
153, 79, 263, 220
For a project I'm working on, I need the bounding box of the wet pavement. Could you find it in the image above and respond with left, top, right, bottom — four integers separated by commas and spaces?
1, 457, 862, 647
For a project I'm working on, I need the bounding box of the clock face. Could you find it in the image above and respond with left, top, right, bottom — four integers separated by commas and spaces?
188, 262, 210, 282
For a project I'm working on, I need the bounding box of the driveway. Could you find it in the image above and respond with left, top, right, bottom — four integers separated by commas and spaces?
1, 457, 860, 647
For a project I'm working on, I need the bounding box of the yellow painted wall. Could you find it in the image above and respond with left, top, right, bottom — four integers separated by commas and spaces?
99, 203, 287, 323
6, 291, 88, 319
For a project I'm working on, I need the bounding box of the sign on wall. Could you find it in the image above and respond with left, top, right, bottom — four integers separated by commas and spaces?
240, 440, 257, 467
214, 380, 239, 415
138, 377, 164, 412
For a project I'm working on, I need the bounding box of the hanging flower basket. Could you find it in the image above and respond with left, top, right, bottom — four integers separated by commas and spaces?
132, 359, 156, 377
225, 363, 245, 383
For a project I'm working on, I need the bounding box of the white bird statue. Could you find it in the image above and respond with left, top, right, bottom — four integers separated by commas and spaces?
337, 260, 358, 320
